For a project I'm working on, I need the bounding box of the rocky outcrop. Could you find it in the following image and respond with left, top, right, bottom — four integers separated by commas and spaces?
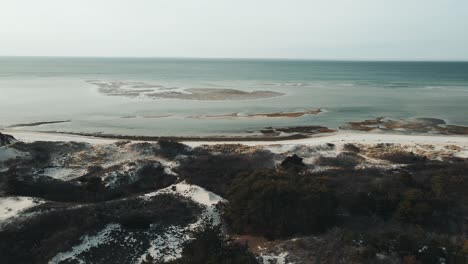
0, 132, 16, 146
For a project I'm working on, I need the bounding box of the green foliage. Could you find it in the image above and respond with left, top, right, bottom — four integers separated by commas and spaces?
316, 152, 364, 168
379, 151, 427, 164
224, 170, 336, 238
166, 226, 258, 264
395, 189, 433, 224
362, 230, 467, 264
178, 151, 274, 196
0, 195, 201, 264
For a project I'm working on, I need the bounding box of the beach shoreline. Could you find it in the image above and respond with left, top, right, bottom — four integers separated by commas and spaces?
3, 129, 468, 148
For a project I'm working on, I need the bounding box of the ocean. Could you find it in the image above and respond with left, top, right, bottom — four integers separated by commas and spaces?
1, 57, 467, 136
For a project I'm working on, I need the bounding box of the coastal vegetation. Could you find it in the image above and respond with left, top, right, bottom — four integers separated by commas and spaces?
0, 134, 467, 263
160, 227, 258, 264
224, 169, 336, 238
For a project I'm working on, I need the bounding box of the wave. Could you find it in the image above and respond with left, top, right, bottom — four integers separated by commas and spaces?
259, 82, 329, 88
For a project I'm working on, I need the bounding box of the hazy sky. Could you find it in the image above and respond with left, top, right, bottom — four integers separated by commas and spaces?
1, 0, 468, 60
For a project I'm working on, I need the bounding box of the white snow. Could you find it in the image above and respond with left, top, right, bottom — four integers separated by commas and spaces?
261, 252, 289, 264
267, 143, 339, 165
0, 146, 26, 162
145, 182, 224, 207
0, 196, 42, 222
158, 159, 179, 176
454, 150, 468, 158
40, 167, 80, 180
49, 224, 121, 264
138, 182, 225, 263
139, 225, 191, 263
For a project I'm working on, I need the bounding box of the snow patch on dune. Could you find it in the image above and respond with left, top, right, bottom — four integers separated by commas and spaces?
266, 143, 339, 165
0, 196, 43, 222
454, 150, 468, 158
138, 182, 225, 263
139, 225, 191, 263
49, 224, 121, 264
0, 146, 26, 162
145, 181, 224, 207
261, 252, 289, 264
40, 167, 82, 180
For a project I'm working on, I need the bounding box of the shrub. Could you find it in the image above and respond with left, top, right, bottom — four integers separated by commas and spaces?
379, 151, 426, 164
224, 170, 336, 238
132, 162, 176, 191
158, 139, 190, 158
86, 165, 104, 175
363, 231, 467, 264
0, 132, 16, 146
280, 154, 306, 172
119, 212, 153, 229
0, 195, 201, 264
316, 152, 364, 168
343, 143, 360, 153
165, 226, 258, 264
395, 189, 433, 224
178, 151, 274, 196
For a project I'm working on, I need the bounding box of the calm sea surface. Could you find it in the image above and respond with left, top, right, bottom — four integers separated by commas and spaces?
0, 57, 467, 136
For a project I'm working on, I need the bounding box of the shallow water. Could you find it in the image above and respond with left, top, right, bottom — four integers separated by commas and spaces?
0, 57, 467, 136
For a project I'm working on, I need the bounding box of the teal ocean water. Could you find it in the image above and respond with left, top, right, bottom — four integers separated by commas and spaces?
0, 57, 467, 136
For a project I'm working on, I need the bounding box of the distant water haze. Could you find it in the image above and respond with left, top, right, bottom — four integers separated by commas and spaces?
0, 57, 467, 136
1, 0, 468, 60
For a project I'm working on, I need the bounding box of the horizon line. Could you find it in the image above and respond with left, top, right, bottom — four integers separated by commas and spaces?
0, 55, 468, 63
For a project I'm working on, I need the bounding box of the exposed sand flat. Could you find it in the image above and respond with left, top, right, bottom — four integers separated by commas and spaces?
149, 88, 284, 100
88, 80, 284, 100
2, 130, 118, 144
3, 129, 468, 148
188, 109, 322, 120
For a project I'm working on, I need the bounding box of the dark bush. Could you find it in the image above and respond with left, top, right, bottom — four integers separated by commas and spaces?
85, 176, 105, 192
10, 141, 87, 166
178, 151, 274, 196
348, 192, 375, 215
164, 226, 258, 264
6, 173, 87, 202
343, 143, 360, 153
224, 170, 336, 238
395, 189, 433, 225
0, 132, 16, 146
158, 139, 190, 158
119, 212, 154, 229
280, 154, 306, 172
0, 195, 201, 264
131, 162, 176, 191
379, 151, 427, 164
316, 152, 364, 168
86, 165, 104, 175
362, 230, 467, 264
6, 171, 124, 203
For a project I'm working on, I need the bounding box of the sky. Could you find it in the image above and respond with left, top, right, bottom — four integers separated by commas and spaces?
1, 0, 468, 60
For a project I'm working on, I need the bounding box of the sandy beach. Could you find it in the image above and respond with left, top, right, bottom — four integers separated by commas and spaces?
4, 129, 468, 148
